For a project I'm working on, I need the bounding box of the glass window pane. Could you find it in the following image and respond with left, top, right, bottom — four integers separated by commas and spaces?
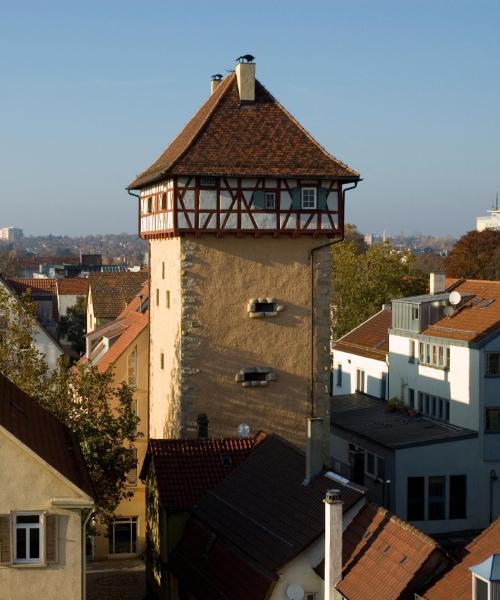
475, 577, 488, 600
29, 528, 40, 559
17, 515, 39, 524
366, 452, 375, 475
428, 476, 446, 520
113, 522, 132, 554
486, 409, 500, 432
449, 475, 467, 519
377, 457, 386, 479
407, 477, 425, 520
16, 528, 27, 559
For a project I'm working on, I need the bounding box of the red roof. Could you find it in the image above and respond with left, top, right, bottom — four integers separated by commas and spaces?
423, 518, 500, 600
129, 73, 359, 188
0, 374, 94, 498
142, 434, 265, 511
8, 277, 57, 295
56, 278, 89, 295
334, 307, 391, 361
337, 504, 447, 600
423, 279, 500, 343
89, 271, 148, 319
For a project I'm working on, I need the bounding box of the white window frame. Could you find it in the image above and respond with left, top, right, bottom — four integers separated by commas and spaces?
14, 512, 44, 564
472, 573, 490, 600
356, 369, 365, 392
108, 516, 138, 555
301, 187, 317, 209
486, 351, 500, 376
265, 192, 276, 209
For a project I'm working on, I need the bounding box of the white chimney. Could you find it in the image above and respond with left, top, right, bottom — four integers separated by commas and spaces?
430, 272, 445, 295
235, 60, 255, 102
210, 76, 223, 94
304, 417, 324, 484
324, 489, 343, 600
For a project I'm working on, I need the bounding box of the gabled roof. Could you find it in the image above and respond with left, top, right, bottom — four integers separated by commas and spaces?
334, 307, 391, 361
337, 503, 447, 600
88, 271, 148, 319
0, 373, 94, 498
141, 433, 265, 511
129, 73, 359, 189
56, 278, 89, 296
422, 279, 500, 344
423, 518, 500, 600
7, 277, 57, 295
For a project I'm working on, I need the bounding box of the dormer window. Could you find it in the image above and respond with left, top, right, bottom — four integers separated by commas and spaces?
474, 576, 488, 600
301, 188, 317, 209
470, 555, 500, 600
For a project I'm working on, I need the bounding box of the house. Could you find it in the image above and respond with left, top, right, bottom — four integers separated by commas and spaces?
81, 282, 149, 558
0, 276, 64, 370
421, 517, 500, 600
332, 306, 391, 398
148, 425, 366, 600
320, 501, 450, 600
55, 278, 89, 319
140, 429, 264, 599
331, 274, 500, 533
127, 56, 360, 449
86, 271, 148, 333
0, 373, 94, 600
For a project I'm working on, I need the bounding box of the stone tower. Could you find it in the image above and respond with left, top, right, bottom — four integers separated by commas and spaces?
128, 58, 359, 448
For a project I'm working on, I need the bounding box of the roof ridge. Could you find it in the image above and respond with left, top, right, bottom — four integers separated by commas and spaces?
374, 504, 439, 548
264, 80, 359, 178
334, 307, 390, 344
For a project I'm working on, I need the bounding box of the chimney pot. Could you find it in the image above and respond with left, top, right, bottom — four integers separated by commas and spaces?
325, 489, 342, 504
430, 272, 445, 295
210, 74, 223, 95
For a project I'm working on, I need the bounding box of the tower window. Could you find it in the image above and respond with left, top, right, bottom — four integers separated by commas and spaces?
160, 353, 164, 369
161, 193, 167, 209
235, 368, 276, 387
162, 262, 165, 279
147, 197, 152, 213
166, 290, 170, 309
247, 297, 284, 318
200, 177, 217, 187
265, 192, 276, 209
301, 188, 317, 209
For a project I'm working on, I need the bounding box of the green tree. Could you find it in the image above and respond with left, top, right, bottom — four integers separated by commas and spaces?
0, 285, 140, 522
331, 241, 427, 339
444, 229, 500, 280
59, 296, 87, 355
344, 223, 368, 254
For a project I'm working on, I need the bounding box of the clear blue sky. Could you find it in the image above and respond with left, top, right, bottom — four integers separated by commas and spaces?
1, 0, 499, 237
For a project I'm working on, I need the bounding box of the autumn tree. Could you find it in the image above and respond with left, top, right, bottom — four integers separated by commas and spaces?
444, 229, 500, 280
331, 241, 427, 339
0, 285, 140, 522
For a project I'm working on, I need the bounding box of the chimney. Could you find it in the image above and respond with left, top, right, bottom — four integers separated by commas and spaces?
197, 413, 209, 439
210, 74, 223, 94
324, 489, 343, 600
235, 56, 255, 103
304, 417, 324, 484
430, 272, 445, 295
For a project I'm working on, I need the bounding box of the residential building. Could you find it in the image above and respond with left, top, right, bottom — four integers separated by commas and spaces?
86, 271, 147, 333
55, 278, 89, 318
421, 517, 500, 600
0, 276, 64, 370
477, 195, 500, 231
0, 373, 94, 600
81, 283, 149, 558
332, 307, 391, 398
143, 428, 366, 600
0, 226, 23, 241
331, 274, 500, 533
127, 57, 360, 448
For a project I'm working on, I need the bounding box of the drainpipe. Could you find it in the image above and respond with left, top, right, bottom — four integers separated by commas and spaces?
309, 180, 358, 417
127, 189, 142, 240
81, 508, 93, 600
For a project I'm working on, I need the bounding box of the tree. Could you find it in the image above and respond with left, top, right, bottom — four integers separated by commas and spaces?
0, 285, 140, 522
344, 223, 368, 254
331, 241, 427, 339
60, 296, 87, 355
444, 229, 500, 280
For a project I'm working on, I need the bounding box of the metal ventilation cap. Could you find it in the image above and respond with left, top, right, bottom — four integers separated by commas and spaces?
325, 489, 342, 504
237, 423, 250, 438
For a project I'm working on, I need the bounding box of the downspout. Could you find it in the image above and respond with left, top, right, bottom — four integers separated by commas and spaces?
127, 189, 142, 240
309, 180, 358, 417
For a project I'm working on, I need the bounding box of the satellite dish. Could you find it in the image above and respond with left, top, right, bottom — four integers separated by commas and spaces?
444, 306, 455, 317
286, 584, 305, 600
237, 423, 250, 438
449, 291, 462, 306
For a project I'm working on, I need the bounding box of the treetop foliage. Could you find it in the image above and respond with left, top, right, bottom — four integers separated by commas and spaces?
444, 229, 500, 280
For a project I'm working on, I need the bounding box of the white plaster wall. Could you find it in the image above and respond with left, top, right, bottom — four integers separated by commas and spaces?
332, 350, 387, 398
389, 333, 479, 430
58, 294, 84, 318
33, 326, 63, 370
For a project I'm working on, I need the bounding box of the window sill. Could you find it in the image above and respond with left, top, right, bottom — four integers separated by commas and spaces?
10, 562, 47, 568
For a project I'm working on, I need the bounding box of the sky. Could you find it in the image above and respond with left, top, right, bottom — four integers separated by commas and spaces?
0, 0, 499, 238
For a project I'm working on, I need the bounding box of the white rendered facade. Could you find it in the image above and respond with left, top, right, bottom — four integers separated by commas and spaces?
333, 350, 388, 399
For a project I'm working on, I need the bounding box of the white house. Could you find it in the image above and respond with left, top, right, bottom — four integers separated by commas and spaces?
331, 274, 500, 534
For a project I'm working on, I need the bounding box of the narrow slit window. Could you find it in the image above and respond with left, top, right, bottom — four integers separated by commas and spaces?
265, 192, 276, 209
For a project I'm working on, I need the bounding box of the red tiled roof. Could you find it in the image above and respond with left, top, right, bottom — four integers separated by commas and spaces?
89, 272, 148, 319
8, 277, 57, 295
423, 279, 500, 343
129, 73, 359, 188
0, 374, 94, 498
337, 504, 447, 600
143, 434, 265, 511
334, 307, 391, 361
423, 518, 500, 600
56, 278, 89, 295
171, 519, 276, 600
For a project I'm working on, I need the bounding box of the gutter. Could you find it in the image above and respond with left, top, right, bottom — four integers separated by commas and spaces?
309, 180, 359, 417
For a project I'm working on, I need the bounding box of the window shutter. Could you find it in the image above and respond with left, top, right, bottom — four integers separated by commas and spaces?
317, 187, 328, 210
45, 514, 58, 564
0, 514, 12, 565
252, 191, 266, 209
291, 187, 301, 210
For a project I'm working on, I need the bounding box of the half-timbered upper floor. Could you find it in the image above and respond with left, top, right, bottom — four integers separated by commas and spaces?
128, 59, 360, 238
139, 175, 346, 238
